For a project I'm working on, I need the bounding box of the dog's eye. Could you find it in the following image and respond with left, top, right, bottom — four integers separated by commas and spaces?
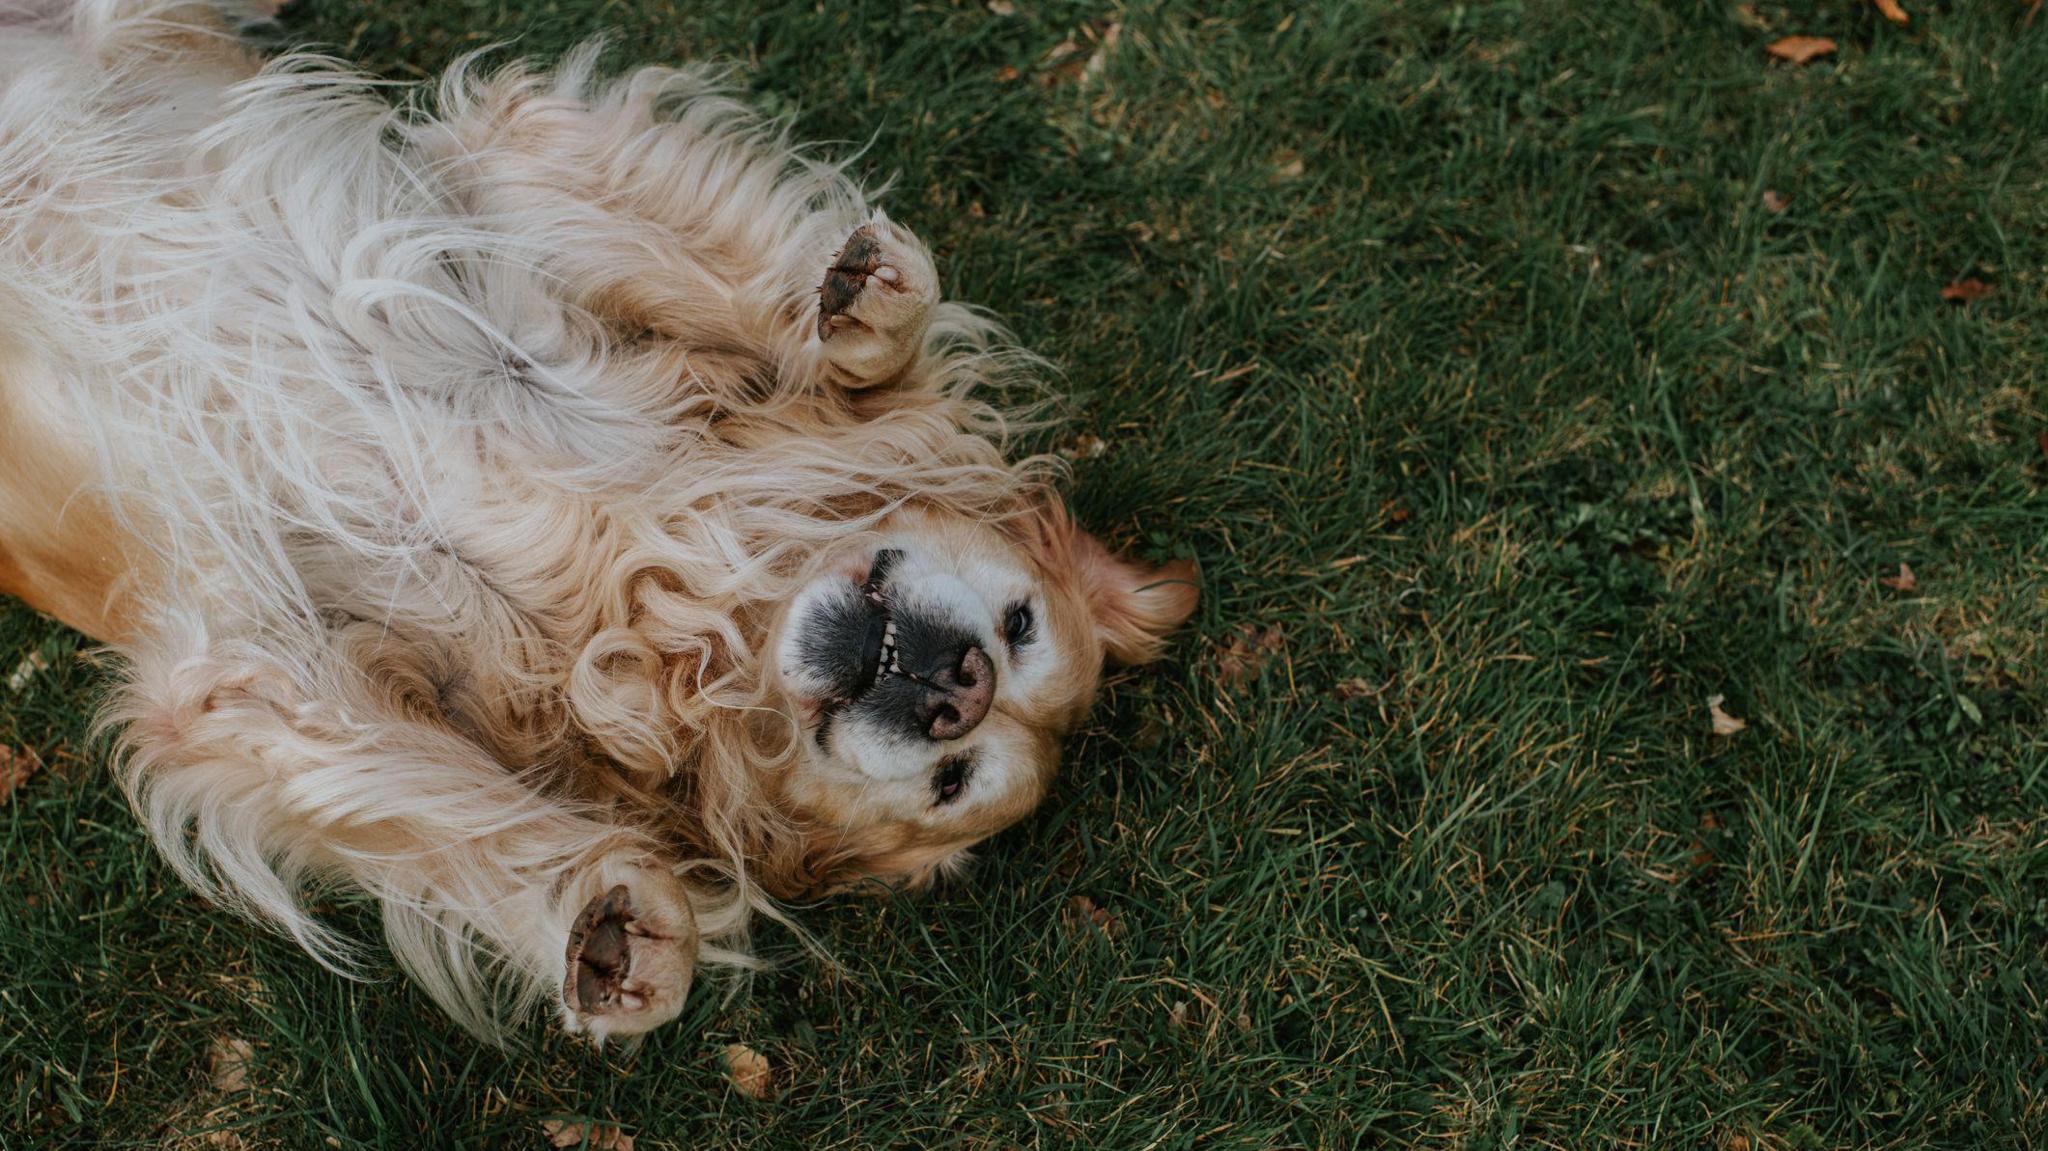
933, 756, 971, 805
1002, 602, 1035, 648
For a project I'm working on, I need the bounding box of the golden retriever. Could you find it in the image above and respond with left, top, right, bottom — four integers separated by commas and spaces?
0, 0, 1196, 1041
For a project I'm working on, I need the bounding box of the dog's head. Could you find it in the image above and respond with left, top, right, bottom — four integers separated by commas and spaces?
767, 503, 1196, 893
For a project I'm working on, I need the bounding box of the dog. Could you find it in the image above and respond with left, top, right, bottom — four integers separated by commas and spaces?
0, 0, 1197, 1041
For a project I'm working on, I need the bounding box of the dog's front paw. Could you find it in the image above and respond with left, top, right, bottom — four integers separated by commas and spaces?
816, 216, 938, 386
560, 866, 697, 1043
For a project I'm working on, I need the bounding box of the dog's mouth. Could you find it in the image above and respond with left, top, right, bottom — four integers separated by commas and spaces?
850, 548, 903, 698
810, 548, 903, 746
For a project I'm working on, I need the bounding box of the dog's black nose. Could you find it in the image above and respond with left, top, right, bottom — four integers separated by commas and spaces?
915, 644, 995, 741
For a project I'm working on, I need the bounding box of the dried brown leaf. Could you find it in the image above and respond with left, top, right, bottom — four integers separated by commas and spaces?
1216, 625, 1286, 691
1082, 21, 1122, 83
1707, 694, 1748, 737
1059, 433, 1109, 460
1941, 277, 1995, 303
1766, 35, 1837, 64
985, 0, 1015, 13
1333, 677, 1376, 701
1269, 152, 1306, 183
1063, 894, 1127, 940
1761, 189, 1790, 213
1879, 562, 1918, 592
722, 1043, 775, 1100
0, 746, 40, 804
208, 1036, 254, 1093
1733, 4, 1769, 31
541, 1120, 634, 1150
1872, 0, 1909, 24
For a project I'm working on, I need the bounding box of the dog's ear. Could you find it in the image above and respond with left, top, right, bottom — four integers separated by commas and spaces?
1071, 531, 1199, 665
1025, 501, 1199, 666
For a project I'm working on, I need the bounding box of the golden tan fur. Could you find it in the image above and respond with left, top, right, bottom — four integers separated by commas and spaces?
0, 330, 153, 640
0, 0, 1198, 1043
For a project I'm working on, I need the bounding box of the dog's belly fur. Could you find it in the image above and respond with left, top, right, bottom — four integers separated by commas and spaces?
0, 0, 1025, 1041
0, 8, 253, 639
0, 327, 151, 640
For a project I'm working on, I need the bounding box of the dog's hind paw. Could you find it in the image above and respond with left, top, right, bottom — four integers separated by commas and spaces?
560, 867, 696, 1043
816, 215, 937, 386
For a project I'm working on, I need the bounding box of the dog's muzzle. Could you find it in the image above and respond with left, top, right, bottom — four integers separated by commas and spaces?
803, 549, 996, 742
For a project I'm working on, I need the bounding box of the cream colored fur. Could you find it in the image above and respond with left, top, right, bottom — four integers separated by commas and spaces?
0, 0, 1072, 1040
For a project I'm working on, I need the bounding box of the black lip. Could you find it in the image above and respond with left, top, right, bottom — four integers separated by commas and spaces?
850, 549, 905, 697
865, 548, 903, 592
855, 609, 887, 693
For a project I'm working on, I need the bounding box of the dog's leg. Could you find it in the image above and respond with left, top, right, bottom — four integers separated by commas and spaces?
108, 626, 700, 1042
419, 64, 947, 393
808, 211, 942, 389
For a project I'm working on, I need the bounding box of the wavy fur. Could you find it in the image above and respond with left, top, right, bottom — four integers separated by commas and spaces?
1, 1, 1067, 1039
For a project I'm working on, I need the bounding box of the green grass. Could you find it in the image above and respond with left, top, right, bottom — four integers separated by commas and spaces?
5, 0, 2048, 1146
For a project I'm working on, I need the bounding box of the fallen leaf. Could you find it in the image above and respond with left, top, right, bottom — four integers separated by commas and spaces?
1058, 433, 1109, 460
1038, 20, 1122, 87
992, 65, 1020, 83
1269, 152, 1306, 183
1733, 4, 1769, 31
7, 651, 49, 693
1766, 35, 1837, 64
1872, 0, 1909, 24
985, 0, 1015, 13
1707, 694, 1748, 737
1762, 189, 1790, 213
1063, 894, 1127, 940
208, 1036, 255, 1093
1334, 677, 1376, 701
1216, 625, 1286, 691
541, 1120, 634, 1151
1879, 562, 1917, 592
1941, 277, 1995, 303
722, 1044, 775, 1100
1081, 21, 1122, 84
0, 746, 40, 804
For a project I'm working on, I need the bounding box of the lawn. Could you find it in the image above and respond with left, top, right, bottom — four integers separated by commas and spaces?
4, 0, 2047, 1147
